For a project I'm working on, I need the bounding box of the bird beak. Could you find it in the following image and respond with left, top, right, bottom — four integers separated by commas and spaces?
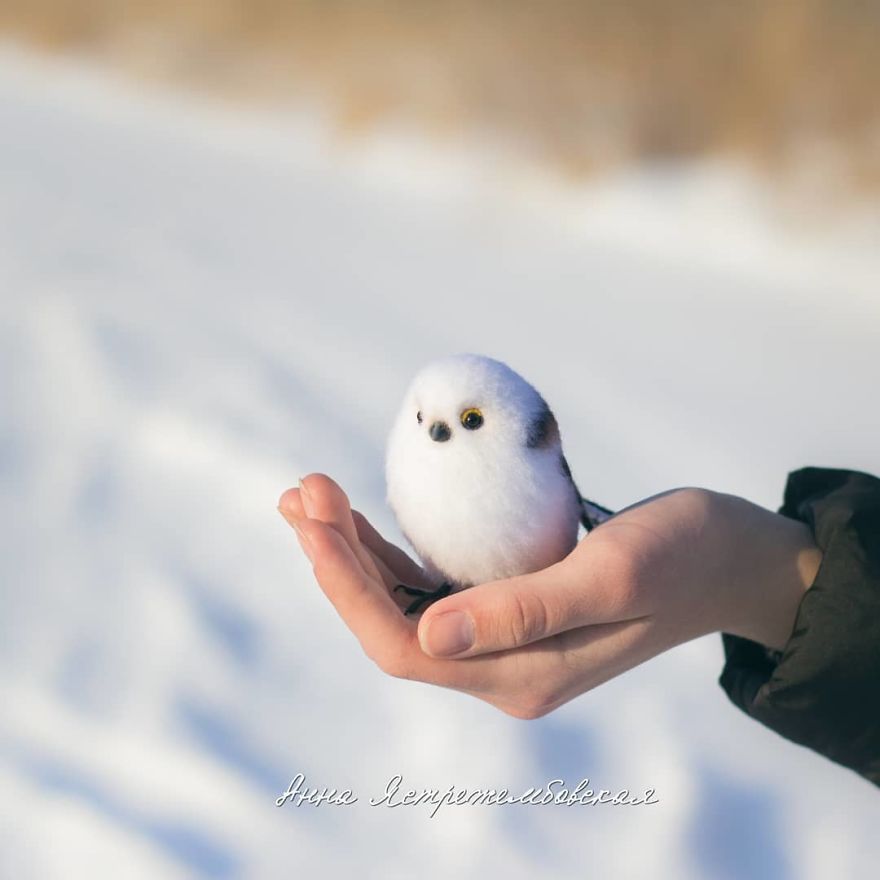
429, 421, 452, 442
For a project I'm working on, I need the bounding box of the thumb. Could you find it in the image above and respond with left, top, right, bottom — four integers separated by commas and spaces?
416, 548, 624, 659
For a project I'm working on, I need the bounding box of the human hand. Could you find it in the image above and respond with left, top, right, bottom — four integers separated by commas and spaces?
278, 474, 820, 719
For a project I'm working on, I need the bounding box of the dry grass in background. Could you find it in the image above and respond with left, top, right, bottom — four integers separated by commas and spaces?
1, 1, 878, 191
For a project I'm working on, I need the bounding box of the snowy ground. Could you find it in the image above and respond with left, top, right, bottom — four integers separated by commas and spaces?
2, 45, 879, 879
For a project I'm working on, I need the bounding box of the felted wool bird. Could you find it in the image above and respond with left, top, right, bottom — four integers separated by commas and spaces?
385, 354, 612, 614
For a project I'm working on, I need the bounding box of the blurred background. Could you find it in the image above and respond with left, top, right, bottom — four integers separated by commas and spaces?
2, 1, 880, 193
1, 3, 879, 879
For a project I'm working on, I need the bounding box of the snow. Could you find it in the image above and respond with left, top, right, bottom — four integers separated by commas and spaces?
2, 44, 879, 879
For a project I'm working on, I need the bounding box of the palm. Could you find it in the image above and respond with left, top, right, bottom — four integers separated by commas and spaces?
278, 474, 711, 718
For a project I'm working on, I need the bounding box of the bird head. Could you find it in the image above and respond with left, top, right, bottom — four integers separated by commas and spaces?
387, 354, 559, 463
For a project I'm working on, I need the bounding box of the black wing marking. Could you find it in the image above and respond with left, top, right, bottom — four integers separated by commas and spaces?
526, 398, 560, 449
560, 454, 614, 531
527, 400, 613, 531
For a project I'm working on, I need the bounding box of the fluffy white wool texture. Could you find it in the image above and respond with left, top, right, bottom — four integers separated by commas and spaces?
385, 354, 581, 588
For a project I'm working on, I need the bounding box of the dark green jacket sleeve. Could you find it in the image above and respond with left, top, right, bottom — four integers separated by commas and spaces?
719, 467, 880, 786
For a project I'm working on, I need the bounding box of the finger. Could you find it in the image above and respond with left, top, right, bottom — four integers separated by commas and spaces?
302, 513, 668, 715
416, 545, 646, 659
297, 517, 448, 680
298, 516, 529, 692
277, 486, 306, 521
278, 487, 411, 595
298, 517, 410, 641
363, 545, 417, 611
351, 509, 428, 588
301, 514, 654, 706
297, 473, 384, 583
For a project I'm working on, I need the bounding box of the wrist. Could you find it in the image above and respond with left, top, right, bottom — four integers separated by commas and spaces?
712, 492, 822, 651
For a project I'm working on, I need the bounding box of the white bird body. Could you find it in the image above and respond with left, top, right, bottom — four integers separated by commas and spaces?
386, 354, 605, 594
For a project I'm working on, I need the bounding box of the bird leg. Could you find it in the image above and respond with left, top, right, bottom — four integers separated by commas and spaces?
393, 581, 453, 615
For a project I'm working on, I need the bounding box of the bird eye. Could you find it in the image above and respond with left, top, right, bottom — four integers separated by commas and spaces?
416, 411, 422, 424
460, 408, 484, 430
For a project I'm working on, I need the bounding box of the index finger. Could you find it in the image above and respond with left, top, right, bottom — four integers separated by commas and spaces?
297, 516, 437, 679
297, 516, 522, 694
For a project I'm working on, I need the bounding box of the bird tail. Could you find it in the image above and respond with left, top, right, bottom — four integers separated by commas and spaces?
579, 496, 615, 531
562, 453, 615, 531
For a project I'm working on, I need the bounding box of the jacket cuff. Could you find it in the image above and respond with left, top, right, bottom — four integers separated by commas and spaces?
719, 467, 880, 785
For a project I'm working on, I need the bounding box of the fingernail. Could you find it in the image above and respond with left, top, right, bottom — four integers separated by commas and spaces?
277, 504, 294, 523
423, 611, 474, 657
293, 520, 313, 562
298, 478, 314, 516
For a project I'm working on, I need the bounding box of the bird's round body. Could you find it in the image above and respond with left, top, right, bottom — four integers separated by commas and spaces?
385, 354, 584, 591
